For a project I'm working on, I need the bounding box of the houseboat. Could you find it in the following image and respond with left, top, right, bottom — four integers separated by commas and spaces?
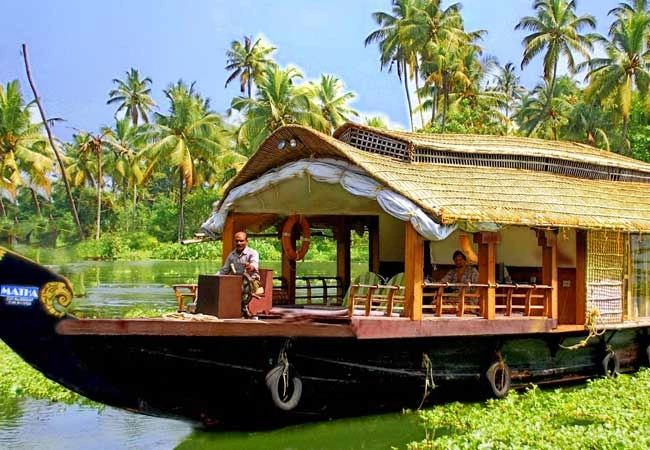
2, 123, 650, 427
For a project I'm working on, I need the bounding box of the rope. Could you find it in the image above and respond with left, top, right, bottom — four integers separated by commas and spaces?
163, 312, 221, 321
277, 339, 292, 400
560, 307, 607, 350
417, 353, 436, 410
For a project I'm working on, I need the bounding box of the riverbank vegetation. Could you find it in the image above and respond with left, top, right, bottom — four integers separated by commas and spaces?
14, 232, 369, 262
5, 1, 650, 248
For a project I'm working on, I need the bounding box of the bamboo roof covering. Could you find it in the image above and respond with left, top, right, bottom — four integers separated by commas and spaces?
222, 123, 650, 232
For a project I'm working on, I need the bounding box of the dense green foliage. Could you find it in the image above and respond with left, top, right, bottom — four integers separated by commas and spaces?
4, 1, 650, 247
409, 370, 650, 449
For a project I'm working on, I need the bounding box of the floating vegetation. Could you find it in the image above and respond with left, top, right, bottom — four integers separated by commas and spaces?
408, 369, 650, 450
0, 341, 96, 406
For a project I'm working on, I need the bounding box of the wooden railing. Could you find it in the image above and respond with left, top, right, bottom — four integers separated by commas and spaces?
494, 283, 552, 317
347, 283, 405, 317
422, 283, 488, 317
347, 281, 553, 319
272, 276, 343, 305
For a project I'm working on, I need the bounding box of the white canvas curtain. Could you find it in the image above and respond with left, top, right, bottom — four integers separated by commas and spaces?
201, 159, 497, 241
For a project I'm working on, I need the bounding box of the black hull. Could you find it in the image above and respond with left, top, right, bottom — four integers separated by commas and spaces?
1, 249, 650, 428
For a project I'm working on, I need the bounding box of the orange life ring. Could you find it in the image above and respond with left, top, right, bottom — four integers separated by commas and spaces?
282, 215, 311, 261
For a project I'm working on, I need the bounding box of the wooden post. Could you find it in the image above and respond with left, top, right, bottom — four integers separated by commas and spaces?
575, 230, 587, 325
475, 232, 499, 320
404, 222, 423, 320
336, 217, 351, 301
281, 217, 297, 304
538, 229, 558, 322
221, 214, 235, 265
368, 217, 380, 274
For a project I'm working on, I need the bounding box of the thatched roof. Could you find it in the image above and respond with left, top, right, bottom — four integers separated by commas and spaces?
222, 123, 650, 232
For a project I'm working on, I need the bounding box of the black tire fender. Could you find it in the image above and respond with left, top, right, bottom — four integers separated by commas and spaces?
602, 351, 620, 378
265, 364, 302, 411
485, 361, 511, 398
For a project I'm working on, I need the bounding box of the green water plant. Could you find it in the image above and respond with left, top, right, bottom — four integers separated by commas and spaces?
409, 368, 650, 450
0, 341, 95, 405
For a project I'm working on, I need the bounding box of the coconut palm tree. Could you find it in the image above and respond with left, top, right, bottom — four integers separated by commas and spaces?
107, 68, 156, 125
515, 0, 596, 136
145, 81, 233, 241
494, 62, 527, 133
0, 80, 52, 215
609, 0, 650, 34
364, 116, 390, 129
67, 128, 131, 240
404, 0, 467, 126
310, 74, 359, 133
103, 117, 149, 232
225, 36, 277, 98
563, 100, 612, 148
365, 0, 418, 130
580, 13, 650, 142
513, 76, 576, 140
231, 66, 329, 151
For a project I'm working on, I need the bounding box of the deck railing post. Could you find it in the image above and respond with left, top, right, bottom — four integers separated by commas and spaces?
404, 222, 424, 320
538, 230, 558, 321
475, 232, 499, 319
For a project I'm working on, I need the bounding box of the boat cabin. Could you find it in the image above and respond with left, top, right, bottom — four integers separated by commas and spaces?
200, 123, 650, 336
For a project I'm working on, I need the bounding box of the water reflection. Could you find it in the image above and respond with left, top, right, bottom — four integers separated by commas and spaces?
0, 397, 423, 450
178, 412, 423, 450
0, 398, 192, 450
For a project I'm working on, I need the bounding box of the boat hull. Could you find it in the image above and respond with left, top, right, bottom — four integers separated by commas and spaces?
1, 248, 649, 427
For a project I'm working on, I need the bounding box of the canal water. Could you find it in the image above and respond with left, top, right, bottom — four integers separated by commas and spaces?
0, 258, 425, 449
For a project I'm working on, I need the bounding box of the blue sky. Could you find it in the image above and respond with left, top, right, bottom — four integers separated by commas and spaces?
1, 1, 612, 141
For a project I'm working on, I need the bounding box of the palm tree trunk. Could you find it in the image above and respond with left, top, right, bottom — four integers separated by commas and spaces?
0, 198, 6, 219
30, 188, 41, 216
247, 68, 253, 99
414, 64, 424, 128
441, 75, 450, 132
22, 43, 85, 240
96, 151, 102, 240
402, 61, 414, 131
132, 184, 138, 230
178, 171, 185, 242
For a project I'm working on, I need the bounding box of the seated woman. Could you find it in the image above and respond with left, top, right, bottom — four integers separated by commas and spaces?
439, 250, 479, 292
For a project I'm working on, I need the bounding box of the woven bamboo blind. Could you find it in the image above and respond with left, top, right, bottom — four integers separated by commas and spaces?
586, 231, 625, 323
629, 234, 650, 318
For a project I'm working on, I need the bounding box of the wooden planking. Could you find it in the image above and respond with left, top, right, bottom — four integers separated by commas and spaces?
351, 316, 555, 339
56, 318, 356, 338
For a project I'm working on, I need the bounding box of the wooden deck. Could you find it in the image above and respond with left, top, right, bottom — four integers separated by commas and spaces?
56, 314, 562, 339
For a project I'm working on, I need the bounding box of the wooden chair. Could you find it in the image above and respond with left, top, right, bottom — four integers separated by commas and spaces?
342, 272, 381, 306
372, 272, 405, 316
172, 284, 198, 312
247, 269, 274, 315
